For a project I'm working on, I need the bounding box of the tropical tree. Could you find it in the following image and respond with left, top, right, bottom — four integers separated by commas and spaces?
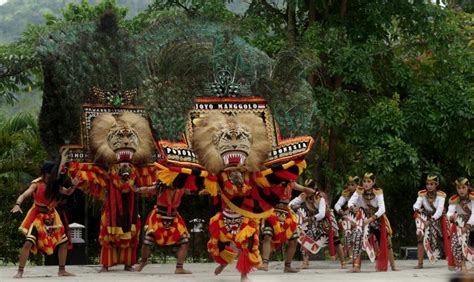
0, 113, 46, 264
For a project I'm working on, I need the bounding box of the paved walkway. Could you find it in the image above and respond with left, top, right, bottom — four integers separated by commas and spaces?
0, 260, 469, 282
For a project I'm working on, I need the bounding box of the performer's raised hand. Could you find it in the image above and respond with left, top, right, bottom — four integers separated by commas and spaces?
58, 147, 70, 176
71, 174, 81, 187
11, 203, 23, 214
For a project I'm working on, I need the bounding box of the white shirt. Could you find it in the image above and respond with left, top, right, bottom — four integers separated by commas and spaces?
334, 195, 348, 213
412, 190, 445, 220
348, 188, 385, 218
289, 194, 326, 221
446, 196, 474, 225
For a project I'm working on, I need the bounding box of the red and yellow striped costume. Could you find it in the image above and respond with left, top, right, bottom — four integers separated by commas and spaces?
68, 162, 158, 267
262, 183, 298, 247
158, 160, 307, 275
19, 178, 67, 255
144, 188, 189, 246
207, 210, 261, 273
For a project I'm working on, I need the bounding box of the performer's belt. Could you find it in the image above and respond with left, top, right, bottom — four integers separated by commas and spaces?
275, 203, 289, 211
34, 204, 52, 214
156, 206, 177, 217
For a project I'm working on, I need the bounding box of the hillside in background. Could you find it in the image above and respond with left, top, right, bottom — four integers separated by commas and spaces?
0, 0, 153, 115
0, 0, 152, 43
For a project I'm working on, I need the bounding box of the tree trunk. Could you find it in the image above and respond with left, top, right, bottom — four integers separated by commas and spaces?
287, 1, 297, 46
340, 0, 348, 17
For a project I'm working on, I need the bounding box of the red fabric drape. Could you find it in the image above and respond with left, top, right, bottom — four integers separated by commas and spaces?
441, 215, 455, 267
326, 212, 336, 257
376, 217, 388, 271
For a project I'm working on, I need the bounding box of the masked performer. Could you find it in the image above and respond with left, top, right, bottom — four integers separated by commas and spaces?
413, 175, 453, 269
157, 95, 313, 282
258, 181, 314, 273
67, 112, 158, 272
447, 177, 474, 272
11, 161, 75, 278
347, 172, 399, 272
334, 176, 360, 259
290, 181, 345, 269
134, 182, 192, 274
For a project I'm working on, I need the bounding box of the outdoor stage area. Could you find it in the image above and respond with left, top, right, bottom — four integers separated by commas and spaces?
0, 260, 470, 282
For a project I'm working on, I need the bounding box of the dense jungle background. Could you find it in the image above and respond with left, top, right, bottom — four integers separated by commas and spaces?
0, 0, 472, 265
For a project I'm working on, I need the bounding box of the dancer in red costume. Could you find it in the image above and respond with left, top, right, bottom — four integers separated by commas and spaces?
67, 112, 159, 272
134, 182, 192, 274
258, 181, 315, 273
11, 161, 75, 278
156, 89, 314, 282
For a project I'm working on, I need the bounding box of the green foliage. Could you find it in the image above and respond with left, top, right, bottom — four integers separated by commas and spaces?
0, 0, 471, 259
0, 113, 46, 264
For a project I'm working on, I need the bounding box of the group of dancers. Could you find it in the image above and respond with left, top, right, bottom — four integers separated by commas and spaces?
10, 159, 473, 279
7, 85, 472, 281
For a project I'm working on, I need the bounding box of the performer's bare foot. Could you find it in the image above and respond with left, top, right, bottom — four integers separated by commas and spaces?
58, 270, 75, 277
13, 271, 23, 279
300, 262, 309, 269
98, 266, 108, 273
175, 268, 192, 274
124, 265, 136, 272
135, 260, 148, 272
241, 272, 250, 282
349, 265, 360, 273
283, 266, 300, 273
414, 263, 423, 269
214, 264, 227, 276
391, 264, 400, 271
257, 263, 268, 271
340, 261, 347, 269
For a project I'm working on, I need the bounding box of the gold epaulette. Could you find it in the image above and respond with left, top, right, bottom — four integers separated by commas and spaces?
449, 194, 459, 205
436, 191, 446, 198
418, 189, 427, 197
341, 188, 352, 198
374, 187, 383, 195
31, 177, 43, 184
356, 186, 364, 195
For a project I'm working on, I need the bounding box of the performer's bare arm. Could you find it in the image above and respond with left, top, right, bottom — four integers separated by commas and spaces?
293, 182, 315, 194
11, 183, 37, 213
58, 147, 69, 177
61, 186, 76, 196
135, 185, 158, 194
